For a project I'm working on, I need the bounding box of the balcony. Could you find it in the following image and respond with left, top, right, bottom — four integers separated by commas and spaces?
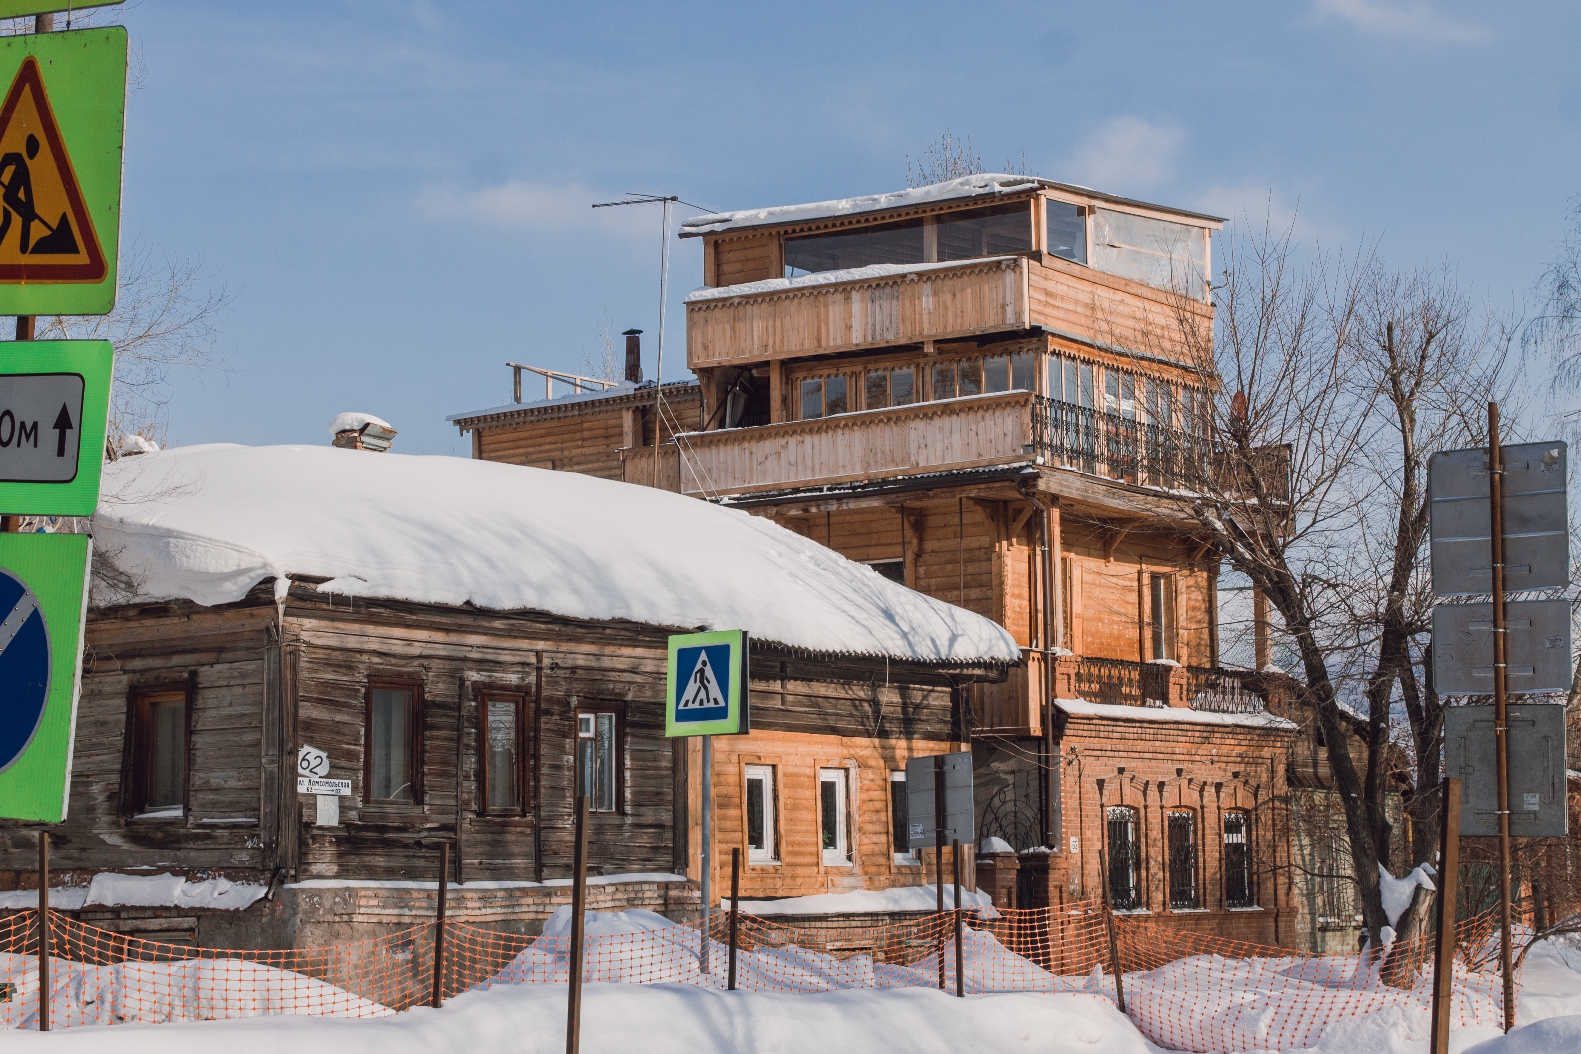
1073, 657, 1267, 713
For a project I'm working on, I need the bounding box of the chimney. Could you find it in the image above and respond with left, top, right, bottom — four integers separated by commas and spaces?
622, 329, 643, 384
330, 412, 397, 452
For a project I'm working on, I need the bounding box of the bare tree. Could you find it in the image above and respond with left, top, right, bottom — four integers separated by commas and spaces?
906, 130, 983, 188
1530, 198, 1581, 393
577, 312, 621, 386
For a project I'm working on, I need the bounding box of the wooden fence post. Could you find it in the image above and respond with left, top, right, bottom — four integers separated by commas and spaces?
1098, 847, 1126, 1015
566, 796, 589, 1054
1430, 778, 1462, 1054
728, 847, 740, 991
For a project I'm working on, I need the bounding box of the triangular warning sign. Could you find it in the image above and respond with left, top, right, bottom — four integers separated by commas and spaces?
0, 58, 105, 283
677, 650, 726, 711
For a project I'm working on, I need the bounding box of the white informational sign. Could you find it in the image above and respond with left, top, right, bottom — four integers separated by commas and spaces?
297, 744, 329, 778
297, 776, 352, 796
1069, 836, 1080, 854
315, 793, 340, 827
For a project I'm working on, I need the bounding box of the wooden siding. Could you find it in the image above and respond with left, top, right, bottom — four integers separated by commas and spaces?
686, 257, 1030, 370
713, 231, 781, 287
679, 391, 1034, 496
1027, 256, 1212, 371
477, 410, 626, 479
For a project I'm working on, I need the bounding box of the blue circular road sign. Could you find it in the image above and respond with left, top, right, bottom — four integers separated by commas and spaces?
0, 567, 50, 774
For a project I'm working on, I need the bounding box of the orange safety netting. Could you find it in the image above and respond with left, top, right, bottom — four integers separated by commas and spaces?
0, 902, 1518, 1051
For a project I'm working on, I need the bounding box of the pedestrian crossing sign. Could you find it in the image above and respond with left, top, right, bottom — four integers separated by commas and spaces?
665, 630, 749, 737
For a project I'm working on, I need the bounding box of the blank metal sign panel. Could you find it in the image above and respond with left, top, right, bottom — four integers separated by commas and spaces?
1429, 442, 1568, 596
1431, 599, 1573, 695
1445, 704, 1568, 839
906, 751, 974, 850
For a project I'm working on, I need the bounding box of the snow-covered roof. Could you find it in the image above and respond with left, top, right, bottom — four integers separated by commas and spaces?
679, 173, 1224, 238
1056, 698, 1296, 731
92, 445, 1020, 664
328, 411, 393, 435
685, 257, 1016, 305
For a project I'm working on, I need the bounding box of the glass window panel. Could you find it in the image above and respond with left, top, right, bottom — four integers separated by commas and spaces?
890, 367, 914, 406
595, 712, 616, 812
1080, 364, 1094, 409
371, 688, 413, 801
890, 773, 909, 854
577, 738, 594, 801
1121, 373, 1136, 420
1104, 371, 1119, 415
984, 354, 1010, 394
747, 777, 766, 849
932, 361, 957, 401
865, 370, 889, 410
800, 378, 823, 420
147, 698, 185, 809
820, 779, 838, 850
485, 699, 519, 812
1010, 351, 1035, 391
957, 358, 983, 397
746, 764, 775, 861
783, 217, 926, 278
1090, 209, 1207, 298
824, 375, 848, 416
936, 202, 1033, 262
1046, 200, 1087, 264
819, 768, 849, 864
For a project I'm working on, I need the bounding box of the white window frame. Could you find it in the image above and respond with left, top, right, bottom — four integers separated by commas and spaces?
819, 767, 851, 867
890, 770, 917, 865
744, 764, 778, 864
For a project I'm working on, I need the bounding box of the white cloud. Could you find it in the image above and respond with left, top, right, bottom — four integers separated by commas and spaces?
1063, 116, 1187, 196
420, 180, 655, 241
1309, 0, 1487, 45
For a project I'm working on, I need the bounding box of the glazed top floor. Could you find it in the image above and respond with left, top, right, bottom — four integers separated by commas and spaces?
680, 175, 1223, 374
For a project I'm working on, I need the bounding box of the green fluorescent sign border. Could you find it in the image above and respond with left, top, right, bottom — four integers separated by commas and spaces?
0, 340, 111, 515
0, 3, 122, 17
0, 25, 126, 316
0, 531, 90, 823
665, 629, 750, 738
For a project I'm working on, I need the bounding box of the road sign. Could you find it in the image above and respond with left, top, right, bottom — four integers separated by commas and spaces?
906, 752, 975, 849
1429, 442, 1568, 595
0, 27, 126, 316
665, 630, 749, 737
0, 340, 110, 515
0, 532, 89, 823
0, 3, 122, 17
297, 777, 352, 796
1445, 704, 1568, 838
1432, 599, 1573, 695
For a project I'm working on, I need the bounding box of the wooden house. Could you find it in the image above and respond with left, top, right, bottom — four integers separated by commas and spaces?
452, 173, 1311, 945
0, 440, 1014, 947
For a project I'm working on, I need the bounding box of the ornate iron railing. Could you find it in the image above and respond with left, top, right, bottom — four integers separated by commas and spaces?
1073, 657, 1267, 713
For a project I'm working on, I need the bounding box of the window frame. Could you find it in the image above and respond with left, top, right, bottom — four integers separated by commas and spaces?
476, 687, 530, 817
120, 681, 193, 819
1223, 809, 1256, 909
1167, 808, 1200, 910
575, 701, 626, 814
364, 678, 425, 806
744, 763, 778, 864
1106, 804, 1142, 910
819, 766, 852, 867
1150, 572, 1177, 662
889, 769, 917, 865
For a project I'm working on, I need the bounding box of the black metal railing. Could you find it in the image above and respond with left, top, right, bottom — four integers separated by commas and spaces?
1073, 656, 1267, 713
1184, 667, 1266, 713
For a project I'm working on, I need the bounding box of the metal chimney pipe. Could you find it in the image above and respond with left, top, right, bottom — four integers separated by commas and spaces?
622, 329, 643, 384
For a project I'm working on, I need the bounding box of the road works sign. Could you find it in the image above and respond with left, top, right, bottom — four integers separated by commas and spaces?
665, 630, 749, 737
0, 27, 126, 315
0, 340, 110, 515
0, 532, 90, 823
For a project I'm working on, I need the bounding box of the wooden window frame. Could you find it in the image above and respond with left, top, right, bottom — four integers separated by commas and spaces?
476, 687, 531, 817
364, 678, 425, 806
120, 680, 193, 820
575, 701, 626, 814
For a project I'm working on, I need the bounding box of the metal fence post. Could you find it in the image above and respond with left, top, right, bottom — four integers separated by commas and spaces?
1430, 778, 1462, 1054
37, 830, 48, 1032
728, 847, 740, 991
566, 796, 589, 1054
952, 837, 964, 998
431, 841, 448, 1008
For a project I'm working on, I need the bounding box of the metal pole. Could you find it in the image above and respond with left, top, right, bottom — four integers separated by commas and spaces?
934, 754, 946, 991
566, 795, 589, 1054
952, 837, 964, 998
431, 842, 448, 1008
1430, 778, 1462, 1054
1488, 402, 1515, 1033
728, 847, 740, 991
1098, 847, 1127, 1015
37, 831, 48, 1032
700, 733, 712, 973
653, 198, 672, 488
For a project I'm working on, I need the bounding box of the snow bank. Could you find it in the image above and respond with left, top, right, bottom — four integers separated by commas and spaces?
728, 884, 995, 917
91, 445, 1020, 664
0, 874, 266, 912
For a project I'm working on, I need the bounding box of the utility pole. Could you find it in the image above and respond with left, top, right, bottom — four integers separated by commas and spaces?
1487, 402, 1515, 1032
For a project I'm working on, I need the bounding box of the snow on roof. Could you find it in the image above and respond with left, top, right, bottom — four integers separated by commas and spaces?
329, 411, 393, 435
447, 379, 699, 427
685, 257, 1017, 304
1056, 698, 1297, 731
92, 445, 1020, 664
679, 173, 1224, 237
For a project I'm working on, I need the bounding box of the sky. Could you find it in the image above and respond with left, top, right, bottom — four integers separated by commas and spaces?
74, 0, 1581, 454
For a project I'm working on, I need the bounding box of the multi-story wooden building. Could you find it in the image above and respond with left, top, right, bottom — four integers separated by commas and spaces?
452, 173, 1304, 944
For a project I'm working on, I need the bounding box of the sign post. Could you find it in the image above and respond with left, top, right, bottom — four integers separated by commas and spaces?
665, 629, 749, 975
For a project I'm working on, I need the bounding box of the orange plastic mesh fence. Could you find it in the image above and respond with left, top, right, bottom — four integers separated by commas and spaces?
0, 904, 1518, 1051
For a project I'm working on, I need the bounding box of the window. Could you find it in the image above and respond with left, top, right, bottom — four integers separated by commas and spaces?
576, 708, 621, 812
1046, 200, 1088, 264
819, 768, 851, 865
1150, 573, 1177, 662
864, 366, 914, 410
1224, 811, 1254, 908
1106, 805, 1141, 909
479, 692, 527, 814
799, 375, 848, 420
890, 770, 915, 862
744, 765, 777, 862
124, 686, 189, 817
931, 360, 956, 401
936, 202, 1033, 261
866, 559, 905, 585
1090, 209, 1208, 299
984, 351, 1036, 394
366, 683, 421, 803
1146, 379, 1174, 430
784, 217, 926, 278
1168, 810, 1199, 909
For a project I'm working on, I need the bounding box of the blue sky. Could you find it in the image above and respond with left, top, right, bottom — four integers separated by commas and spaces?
100, 0, 1581, 454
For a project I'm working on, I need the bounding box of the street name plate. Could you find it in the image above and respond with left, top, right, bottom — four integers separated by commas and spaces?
1429, 442, 1568, 595
1431, 599, 1573, 695
1445, 704, 1568, 838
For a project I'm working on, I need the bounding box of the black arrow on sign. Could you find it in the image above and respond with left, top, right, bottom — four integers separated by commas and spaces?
52, 403, 73, 457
